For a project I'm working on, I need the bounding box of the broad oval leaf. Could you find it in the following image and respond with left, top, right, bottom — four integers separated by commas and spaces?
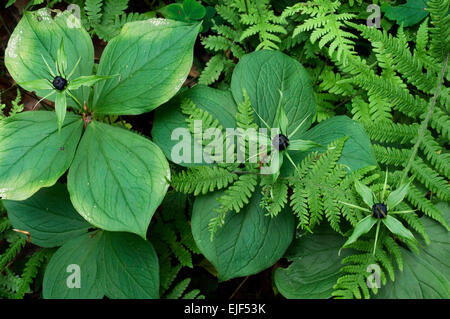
0, 111, 83, 200
97, 232, 160, 299
67, 121, 170, 237
191, 188, 295, 281
43, 232, 104, 299
283, 116, 377, 175
382, 0, 428, 27
152, 85, 237, 166
92, 19, 200, 115
3, 183, 90, 247
231, 50, 316, 138
4, 9, 94, 108
274, 225, 346, 299
43, 231, 159, 299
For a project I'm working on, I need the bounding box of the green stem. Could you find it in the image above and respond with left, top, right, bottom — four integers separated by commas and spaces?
373, 220, 381, 256
400, 54, 449, 185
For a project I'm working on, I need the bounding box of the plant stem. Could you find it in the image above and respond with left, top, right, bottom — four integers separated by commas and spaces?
400, 54, 449, 185
373, 220, 381, 256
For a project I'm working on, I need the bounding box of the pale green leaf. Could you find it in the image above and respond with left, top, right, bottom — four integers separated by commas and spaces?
382, 215, 415, 241
93, 19, 200, 115
342, 215, 377, 248
386, 182, 410, 209
68, 75, 117, 90
55, 92, 67, 131
0, 111, 83, 200
4, 9, 94, 110
355, 180, 375, 208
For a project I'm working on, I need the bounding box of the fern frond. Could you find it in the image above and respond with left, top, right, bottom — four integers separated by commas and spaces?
180, 98, 224, 139
209, 173, 258, 239
428, 0, 450, 62
199, 55, 225, 86
364, 122, 419, 144
410, 159, 450, 201
172, 166, 238, 196
85, 0, 103, 25
236, 90, 258, 130
260, 178, 288, 217
0, 236, 27, 272
15, 248, 51, 299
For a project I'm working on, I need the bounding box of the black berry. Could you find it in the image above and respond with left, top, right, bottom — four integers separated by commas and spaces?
272, 134, 289, 151
372, 203, 387, 219
52, 76, 67, 91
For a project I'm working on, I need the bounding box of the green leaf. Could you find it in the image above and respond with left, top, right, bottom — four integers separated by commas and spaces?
152, 85, 237, 167
92, 19, 200, 115
386, 182, 410, 209
274, 225, 347, 299
5, 0, 16, 8
191, 188, 295, 281
0, 111, 83, 200
67, 121, 170, 238
382, 0, 429, 27
55, 92, 67, 131
68, 75, 117, 90
287, 139, 321, 152
342, 215, 377, 249
56, 39, 67, 76
183, 0, 206, 20
284, 116, 377, 175
161, 0, 206, 22
43, 232, 104, 299
97, 232, 160, 299
3, 183, 90, 248
382, 215, 415, 241
231, 51, 316, 139
4, 9, 94, 109
376, 212, 450, 298
276, 104, 289, 135
354, 180, 375, 208
17, 78, 52, 90
43, 231, 160, 299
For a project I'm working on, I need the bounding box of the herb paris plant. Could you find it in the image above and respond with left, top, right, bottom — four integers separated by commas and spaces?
1, 8, 200, 238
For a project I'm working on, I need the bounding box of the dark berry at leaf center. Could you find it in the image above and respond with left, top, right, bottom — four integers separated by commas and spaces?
53, 76, 67, 91
372, 203, 388, 219
272, 134, 289, 151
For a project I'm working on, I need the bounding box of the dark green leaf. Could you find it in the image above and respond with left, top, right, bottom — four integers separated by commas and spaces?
274, 225, 346, 299
283, 116, 377, 175
152, 85, 237, 167
191, 188, 295, 281
3, 183, 90, 248
382, 0, 429, 27
43, 231, 160, 299
231, 50, 316, 139
376, 210, 450, 298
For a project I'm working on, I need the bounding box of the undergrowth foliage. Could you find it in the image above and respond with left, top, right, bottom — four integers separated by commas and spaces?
0, 205, 52, 299
1, 0, 449, 300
